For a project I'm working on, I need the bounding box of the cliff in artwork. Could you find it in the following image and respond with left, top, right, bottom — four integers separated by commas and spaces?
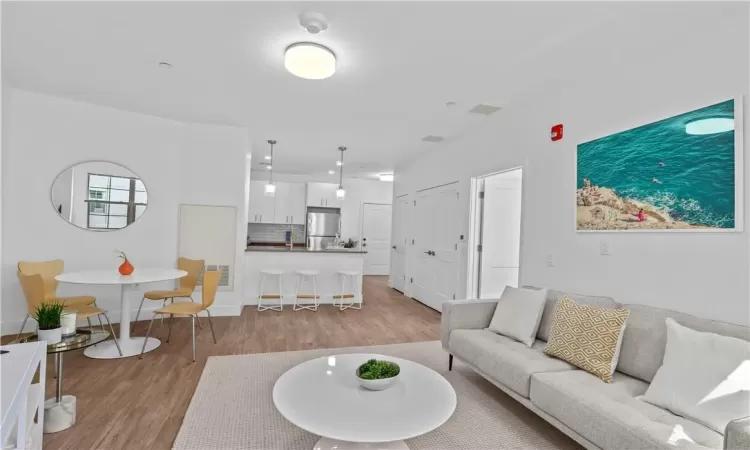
576, 186, 708, 230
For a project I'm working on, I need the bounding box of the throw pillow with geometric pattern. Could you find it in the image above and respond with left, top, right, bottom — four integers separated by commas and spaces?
544, 296, 630, 383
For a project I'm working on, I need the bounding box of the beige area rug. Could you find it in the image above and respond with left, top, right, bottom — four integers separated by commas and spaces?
173, 341, 581, 450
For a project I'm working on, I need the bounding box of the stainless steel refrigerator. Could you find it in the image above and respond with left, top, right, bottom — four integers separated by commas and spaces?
306, 207, 341, 250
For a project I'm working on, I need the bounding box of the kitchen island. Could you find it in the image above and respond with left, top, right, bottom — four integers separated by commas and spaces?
244, 246, 366, 307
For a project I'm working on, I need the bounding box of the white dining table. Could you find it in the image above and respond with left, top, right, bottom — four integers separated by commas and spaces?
55, 268, 187, 359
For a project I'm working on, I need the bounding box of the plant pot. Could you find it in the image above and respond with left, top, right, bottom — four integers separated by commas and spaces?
355, 365, 400, 391
60, 312, 77, 337
38, 327, 62, 345
119, 259, 134, 275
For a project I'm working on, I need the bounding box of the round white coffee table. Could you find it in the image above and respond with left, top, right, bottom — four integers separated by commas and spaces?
273, 353, 456, 450
55, 268, 187, 359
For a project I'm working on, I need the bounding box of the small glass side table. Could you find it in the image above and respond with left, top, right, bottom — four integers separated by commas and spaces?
13, 329, 110, 433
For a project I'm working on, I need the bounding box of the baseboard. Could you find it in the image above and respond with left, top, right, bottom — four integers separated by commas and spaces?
1, 304, 243, 336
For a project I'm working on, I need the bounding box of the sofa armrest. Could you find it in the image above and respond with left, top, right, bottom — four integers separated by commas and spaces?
441, 299, 499, 350
725, 416, 750, 450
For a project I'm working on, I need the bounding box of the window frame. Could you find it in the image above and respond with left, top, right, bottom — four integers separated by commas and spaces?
85, 173, 147, 230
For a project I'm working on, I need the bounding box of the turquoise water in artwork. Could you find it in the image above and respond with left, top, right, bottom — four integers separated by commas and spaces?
577, 100, 736, 228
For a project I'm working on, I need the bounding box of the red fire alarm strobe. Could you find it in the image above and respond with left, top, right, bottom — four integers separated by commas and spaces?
551, 124, 563, 141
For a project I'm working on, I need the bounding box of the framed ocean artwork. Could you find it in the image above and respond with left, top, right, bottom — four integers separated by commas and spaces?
576, 97, 743, 232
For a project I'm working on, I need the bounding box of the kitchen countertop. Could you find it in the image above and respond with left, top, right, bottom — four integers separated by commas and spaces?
246, 246, 367, 254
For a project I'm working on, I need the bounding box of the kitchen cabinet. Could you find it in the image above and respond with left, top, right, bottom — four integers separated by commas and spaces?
249, 181, 306, 224
275, 182, 306, 224
307, 182, 341, 208
248, 180, 275, 223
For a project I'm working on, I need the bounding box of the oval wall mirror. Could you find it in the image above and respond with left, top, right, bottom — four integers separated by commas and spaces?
50, 161, 148, 231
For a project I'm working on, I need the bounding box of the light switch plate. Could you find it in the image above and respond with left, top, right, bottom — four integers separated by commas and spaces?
600, 241, 611, 256
546, 254, 555, 267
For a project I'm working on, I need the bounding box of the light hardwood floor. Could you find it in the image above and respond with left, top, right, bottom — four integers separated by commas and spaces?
4, 276, 440, 450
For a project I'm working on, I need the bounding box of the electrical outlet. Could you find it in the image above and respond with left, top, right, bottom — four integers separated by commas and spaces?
546, 254, 555, 267
600, 241, 611, 256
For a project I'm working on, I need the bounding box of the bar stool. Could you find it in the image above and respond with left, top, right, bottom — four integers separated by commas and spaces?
258, 270, 284, 311
334, 271, 362, 311
294, 270, 320, 312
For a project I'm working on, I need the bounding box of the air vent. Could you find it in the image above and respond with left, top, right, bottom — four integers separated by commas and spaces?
199, 265, 231, 287
422, 135, 445, 143
469, 104, 501, 116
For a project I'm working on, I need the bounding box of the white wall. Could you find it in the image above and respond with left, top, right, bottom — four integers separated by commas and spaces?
252, 171, 393, 243
393, 4, 750, 326
1, 88, 250, 332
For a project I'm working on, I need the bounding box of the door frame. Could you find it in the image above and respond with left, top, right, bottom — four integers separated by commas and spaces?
466, 167, 524, 299
360, 201, 393, 276
389, 195, 410, 294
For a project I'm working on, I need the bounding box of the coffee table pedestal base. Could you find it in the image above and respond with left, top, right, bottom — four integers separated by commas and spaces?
314, 437, 409, 450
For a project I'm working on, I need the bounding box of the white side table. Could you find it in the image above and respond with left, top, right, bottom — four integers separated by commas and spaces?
55, 269, 187, 359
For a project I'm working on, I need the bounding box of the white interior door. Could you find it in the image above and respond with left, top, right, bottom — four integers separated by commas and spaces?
412, 193, 434, 305
412, 184, 459, 311
362, 203, 393, 275
479, 169, 523, 298
432, 187, 459, 307
390, 196, 410, 292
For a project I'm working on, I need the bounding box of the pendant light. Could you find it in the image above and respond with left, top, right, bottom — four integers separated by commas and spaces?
336, 146, 346, 200
265, 140, 277, 196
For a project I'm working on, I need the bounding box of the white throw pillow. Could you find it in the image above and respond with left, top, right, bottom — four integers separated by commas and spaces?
641, 318, 750, 434
486, 286, 548, 347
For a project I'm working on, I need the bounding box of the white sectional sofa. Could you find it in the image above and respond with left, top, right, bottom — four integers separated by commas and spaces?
441, 289, 750, 450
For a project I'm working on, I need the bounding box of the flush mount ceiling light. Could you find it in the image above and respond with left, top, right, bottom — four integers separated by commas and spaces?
264, 155, 271, 160
336, 146, 347, 200
265, 140, 277, 196
336, 160, 343, 166
284, 43, 336, 80
685, 117, 734, 135
328, 170, 335, 175
379, 173, 394, 182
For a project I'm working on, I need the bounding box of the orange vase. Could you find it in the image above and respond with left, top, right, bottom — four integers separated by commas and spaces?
119, 259, 134, 275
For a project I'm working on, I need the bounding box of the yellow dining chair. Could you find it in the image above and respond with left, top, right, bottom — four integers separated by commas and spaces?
17, 272, 122, 356
139, 270, 220, 362
133, 257, 204, 332
17, 260, 98, 340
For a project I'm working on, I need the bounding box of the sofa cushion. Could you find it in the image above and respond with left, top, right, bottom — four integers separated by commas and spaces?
530, 370, 723, 450
448, 329, 575, 398
617, 304, 750, 383
487, 286, 547, 347
524, 287, 616, 342
543, 297, 629, 383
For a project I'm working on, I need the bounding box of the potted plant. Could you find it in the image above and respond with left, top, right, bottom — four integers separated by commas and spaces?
35, 302, 65, 345
355, 358, 401, 391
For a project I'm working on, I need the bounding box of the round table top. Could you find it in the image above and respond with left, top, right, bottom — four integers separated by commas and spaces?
273, 353, 456, 443
13, 329, 110, 354
55, 268, 187, 285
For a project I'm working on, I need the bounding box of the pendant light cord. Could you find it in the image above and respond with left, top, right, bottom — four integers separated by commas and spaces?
268, 140, 276, 184
338, 146, 346, 189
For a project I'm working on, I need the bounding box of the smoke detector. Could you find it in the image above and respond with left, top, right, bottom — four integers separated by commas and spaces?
299, 12, 329, 34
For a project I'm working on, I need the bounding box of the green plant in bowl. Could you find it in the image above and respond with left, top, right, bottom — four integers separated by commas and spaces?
34, 301, 65, 345
356, 359, 401, 390
35, 301, 64, 330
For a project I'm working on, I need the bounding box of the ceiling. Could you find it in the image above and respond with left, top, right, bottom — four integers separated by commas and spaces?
0, 2, 701, 179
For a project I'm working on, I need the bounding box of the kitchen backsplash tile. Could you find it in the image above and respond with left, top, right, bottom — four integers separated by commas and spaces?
248, 223, 305, 244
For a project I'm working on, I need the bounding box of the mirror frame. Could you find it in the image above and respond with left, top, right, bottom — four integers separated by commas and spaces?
50, 159, 149, 232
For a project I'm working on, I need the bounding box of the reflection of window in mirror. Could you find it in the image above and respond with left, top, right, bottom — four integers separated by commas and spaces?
86, 173, 148, 229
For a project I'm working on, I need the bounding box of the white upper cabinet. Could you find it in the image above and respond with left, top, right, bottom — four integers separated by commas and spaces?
307, 182, 340, 207
249, 181, 307, 224
248, 180, 275, 223
274, 182, 306, 224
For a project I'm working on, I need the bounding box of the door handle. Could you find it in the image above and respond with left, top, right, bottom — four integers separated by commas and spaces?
424, 251, 431, 255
